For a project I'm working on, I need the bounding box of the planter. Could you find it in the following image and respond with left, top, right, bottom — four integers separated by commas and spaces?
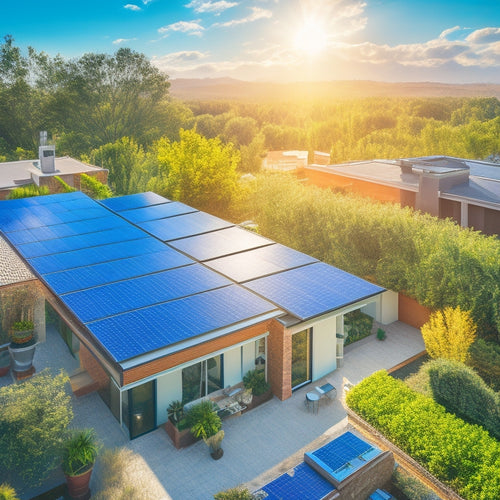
243, 388, 273, 412
65, 466, 93, 500
165, 419, 199, 449
10, 328, 34, 344
9, 340, 36, 374
211, 448, 224, 460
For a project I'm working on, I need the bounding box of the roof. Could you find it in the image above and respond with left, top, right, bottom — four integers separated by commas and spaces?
0, 234, 36, 286
0, 191, 383, 368
0, 156, 106, 189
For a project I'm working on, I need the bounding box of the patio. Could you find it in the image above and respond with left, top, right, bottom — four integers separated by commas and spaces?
8, 321, 424, 499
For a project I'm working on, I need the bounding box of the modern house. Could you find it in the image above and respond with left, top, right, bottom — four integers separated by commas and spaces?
0, 136, 108, 200
0, 191, 396, 439
263, 150, 309, 171
301, 155, 500, 237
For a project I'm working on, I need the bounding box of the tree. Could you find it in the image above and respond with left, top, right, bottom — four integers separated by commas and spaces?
148, 129, 240, 216
0, 370, 73, 487
421, 306, 477, 362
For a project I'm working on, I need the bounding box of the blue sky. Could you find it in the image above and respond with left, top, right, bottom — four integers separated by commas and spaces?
1, 0, 499, 82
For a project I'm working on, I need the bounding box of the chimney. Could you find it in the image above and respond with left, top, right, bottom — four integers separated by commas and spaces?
39, 131, 56, 174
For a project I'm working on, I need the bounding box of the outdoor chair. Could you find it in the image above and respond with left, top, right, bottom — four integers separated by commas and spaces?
315, 382, 337, 401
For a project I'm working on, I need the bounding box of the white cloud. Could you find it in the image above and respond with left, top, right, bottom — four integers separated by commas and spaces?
113, 37, 138, 44
185, 1, 238, 14
158, 20, 205, 37
124, 4, 141, 11
213, 6, 272, 27
466, 27, 500, 44
439, 26, 460, 39
153, 50, 209, 65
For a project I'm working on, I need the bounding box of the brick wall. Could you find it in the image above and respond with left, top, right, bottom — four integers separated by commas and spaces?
123, 322, 270, 385
267, 319, 292, 400
398, 293, 431, 329
80, 343, 110, 390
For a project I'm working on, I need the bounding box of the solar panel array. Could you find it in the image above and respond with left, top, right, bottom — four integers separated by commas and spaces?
0, 191, 384, 365
258, 462, 335, 500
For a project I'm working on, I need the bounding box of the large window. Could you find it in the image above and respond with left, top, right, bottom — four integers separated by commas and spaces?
123, 380, 156, 439
182, 354, 223, 404
291, 329, 312, 389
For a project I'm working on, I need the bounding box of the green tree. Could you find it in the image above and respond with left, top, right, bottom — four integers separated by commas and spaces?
421, 307, 477, 362
148, 129, 240, 216
222, 116, 258, 147
0, 370, 73, 487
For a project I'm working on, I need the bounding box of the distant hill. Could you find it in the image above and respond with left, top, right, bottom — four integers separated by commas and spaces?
170, 78, 500, 101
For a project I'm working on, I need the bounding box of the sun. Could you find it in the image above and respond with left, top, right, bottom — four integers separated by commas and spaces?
293, 18, 328, 56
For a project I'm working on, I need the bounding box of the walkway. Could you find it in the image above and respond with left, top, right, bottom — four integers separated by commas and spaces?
13, 321, 425, 499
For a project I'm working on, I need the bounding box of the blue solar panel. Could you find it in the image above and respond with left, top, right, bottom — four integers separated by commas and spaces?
169, 226, 273, 261
61, 263, 231, 322
100, 192, 168, 212
17, 226, 146, 258
205, 243, 318, 282
43, 248, 194, 294
260, 462, 335, 500
29, 237, 166, 274
138, 211, 234, 241
86, 285, 278, 362
244, 262, 385, 320
55, 206, 111, 223
118, 202, 196, 224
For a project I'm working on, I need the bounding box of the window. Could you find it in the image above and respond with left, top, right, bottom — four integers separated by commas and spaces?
255, 337, 266, 372
182, 354, 223, 404
291, 328, 312, 389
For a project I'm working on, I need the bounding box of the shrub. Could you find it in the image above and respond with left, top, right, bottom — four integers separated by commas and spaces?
344, 310, 374, 345
243, 368, 270, 396
213, 487, 253, 500
421, 306, 476, 362
61, 429, 100, 476
376, 327, 386, 340
80, 173, 113, 199
0, 484, 20, 500
407, 358, 500, 439
185, 401, 221, 440
0, 369, 73, 487
346, 370, 500, 500
7, 184, 49, 199
468, 339, 500, 391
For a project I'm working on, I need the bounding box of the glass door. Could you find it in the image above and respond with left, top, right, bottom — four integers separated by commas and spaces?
127, 380, 156, 439
291, 329, 312, 389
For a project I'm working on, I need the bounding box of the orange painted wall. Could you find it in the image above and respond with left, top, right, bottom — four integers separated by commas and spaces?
398, 294, 432, 329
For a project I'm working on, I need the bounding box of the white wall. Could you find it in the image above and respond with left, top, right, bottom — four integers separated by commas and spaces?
223, 347, 242, 387
156, 370, 182, 425
242, 342, 256, 378
379, 290, 399, 324
311, 315, 337, 381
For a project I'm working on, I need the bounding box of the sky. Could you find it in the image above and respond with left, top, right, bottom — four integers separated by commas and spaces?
1, 0, 500, 83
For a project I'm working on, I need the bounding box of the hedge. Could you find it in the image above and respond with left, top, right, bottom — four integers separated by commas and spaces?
346, 371, 500, 500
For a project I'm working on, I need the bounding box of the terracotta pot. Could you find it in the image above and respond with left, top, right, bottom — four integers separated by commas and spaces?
65, 466, 93, 500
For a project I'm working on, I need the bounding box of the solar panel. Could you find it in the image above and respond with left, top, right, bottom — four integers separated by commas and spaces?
28, 237, 166, 274
43, 248, 194, 294
16, 225, 146, 258
138, 211, 234, 241
117, 202, 197, 224
259, 462, 335, 500
86, 285, 278, 362
100, 192, 168, 212
61, 263, 232, 322
168, 226, 273, 261
205, 243, 318, 282
244, 262, 385, 320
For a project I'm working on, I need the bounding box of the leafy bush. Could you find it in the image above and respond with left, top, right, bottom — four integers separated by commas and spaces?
185, 401, 221, 440
468, 339, 500, 391
79, 173, 113, 199
213, 487, 253, 500
346, 370, 500, 500
0, 483, 20, 500
344, 310, 374, 345
243, 368, 270, 396
0, 369, 73, 487
406, 358, 500, 439
7, 184, 49, 199
61, 429, 100, 476
376, 328, 386, 340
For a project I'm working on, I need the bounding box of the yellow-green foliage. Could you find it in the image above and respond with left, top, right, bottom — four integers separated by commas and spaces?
54, 176, 77, 193
0, 483, 20, 500
7, 184, 49, 199
346, 371, 500, 500
79, 173, 113, 199
421, 307, 477, 362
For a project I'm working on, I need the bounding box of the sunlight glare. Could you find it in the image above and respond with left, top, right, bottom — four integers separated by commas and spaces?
293, 17, 328, 56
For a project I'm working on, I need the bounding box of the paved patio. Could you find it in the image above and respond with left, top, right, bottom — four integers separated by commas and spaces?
8, 321, 424, 499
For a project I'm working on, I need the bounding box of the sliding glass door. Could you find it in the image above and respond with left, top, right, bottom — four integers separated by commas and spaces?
291, 329, 312, 389
182, 354, 223, 404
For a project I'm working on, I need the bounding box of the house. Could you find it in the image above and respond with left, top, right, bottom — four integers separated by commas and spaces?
301, 155, 500, 236
263, 150, 309, 171
0, 191, 396, 439
0, 136, 108, 200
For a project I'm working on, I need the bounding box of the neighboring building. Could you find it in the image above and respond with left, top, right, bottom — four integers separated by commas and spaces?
0, 191, 396, 439
263, 150, 309, 171
0, 139, 108, 200
313, 151, 331, 165
301, 155, 500, 236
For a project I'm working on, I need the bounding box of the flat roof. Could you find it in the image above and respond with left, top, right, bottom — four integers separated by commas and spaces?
0, 192, 384, 368
0, 156, 106, 189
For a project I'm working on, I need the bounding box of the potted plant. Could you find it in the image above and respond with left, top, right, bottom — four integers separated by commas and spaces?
243, 369, 272, 409
61, 429, 100, 500
205, 430, 225, 460
377, 327, 386, 341
167, 400, 184, 425
8, 320, 37, 375
0, 350, 10, 377
0, 483, 20, 500
186, 401, 222, 458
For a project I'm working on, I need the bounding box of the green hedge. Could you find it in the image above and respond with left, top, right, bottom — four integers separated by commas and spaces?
468, 339, 500, 391
346, 371, 500, 500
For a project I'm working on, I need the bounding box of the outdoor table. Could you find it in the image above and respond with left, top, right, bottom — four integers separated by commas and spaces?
306, 391, 320, 414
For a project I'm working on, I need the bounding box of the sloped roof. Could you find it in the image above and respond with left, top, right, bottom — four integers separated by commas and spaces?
0, 234, 36, 286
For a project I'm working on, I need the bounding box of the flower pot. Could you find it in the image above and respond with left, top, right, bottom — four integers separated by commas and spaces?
9, 341, 36, 373
65, 466, 93, 500
0, 350, 10, 376
210, 448, 224, 460
10, 328, 34, 344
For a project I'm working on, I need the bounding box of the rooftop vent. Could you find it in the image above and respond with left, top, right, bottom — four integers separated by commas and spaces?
39, 131, 55, 174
